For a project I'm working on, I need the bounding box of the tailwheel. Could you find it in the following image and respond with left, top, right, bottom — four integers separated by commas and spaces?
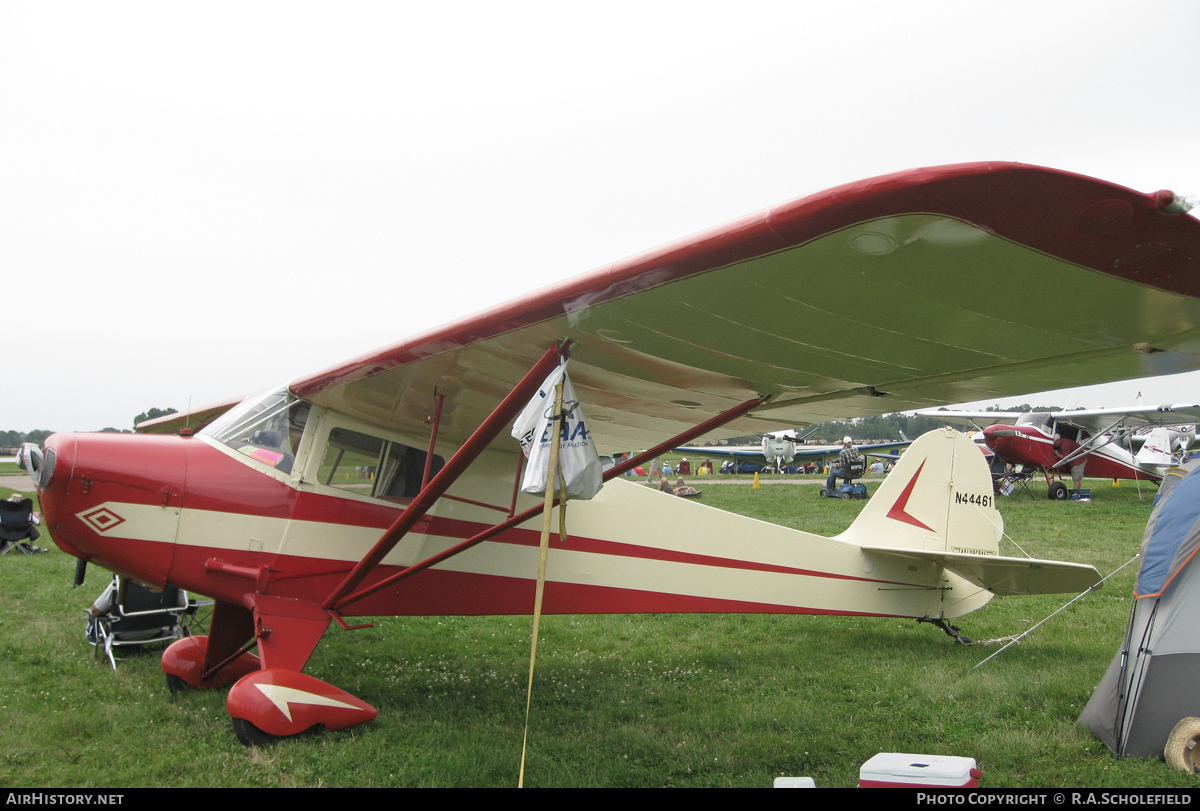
919, 616, 972, 645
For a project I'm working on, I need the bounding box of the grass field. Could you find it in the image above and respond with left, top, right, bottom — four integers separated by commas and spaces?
1, 476, 1195, 788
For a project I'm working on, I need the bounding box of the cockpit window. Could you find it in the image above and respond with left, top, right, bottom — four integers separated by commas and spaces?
318, 427, 443, 501
201, 387, 311, 475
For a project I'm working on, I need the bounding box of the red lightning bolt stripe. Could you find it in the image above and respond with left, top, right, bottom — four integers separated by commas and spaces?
886, 459, 934, 531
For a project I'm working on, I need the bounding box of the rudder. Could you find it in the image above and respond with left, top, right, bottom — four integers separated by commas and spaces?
838, 428, 1002, 556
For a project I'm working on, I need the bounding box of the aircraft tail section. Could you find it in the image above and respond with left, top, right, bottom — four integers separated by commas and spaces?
1135, 427, 1175, 470
841, 427, 1101, 599
839, 427, 1002, 557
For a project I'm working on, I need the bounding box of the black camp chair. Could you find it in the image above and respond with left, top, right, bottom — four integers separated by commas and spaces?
0, 497, 43, 555
86, 576, 190, 670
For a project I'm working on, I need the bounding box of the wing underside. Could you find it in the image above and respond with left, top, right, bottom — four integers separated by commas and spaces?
287, 163, 1200, 452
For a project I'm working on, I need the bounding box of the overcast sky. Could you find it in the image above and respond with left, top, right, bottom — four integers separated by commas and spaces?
3, 2, 1199, 432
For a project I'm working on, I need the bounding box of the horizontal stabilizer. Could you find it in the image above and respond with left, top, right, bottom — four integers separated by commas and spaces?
860, 545, 1102, 596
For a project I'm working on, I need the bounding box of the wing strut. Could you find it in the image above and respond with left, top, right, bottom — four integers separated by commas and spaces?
327, 393, 767, 612
322, 344, 567, 612
1053, 417, 1126, 468
421, 388, 445, 490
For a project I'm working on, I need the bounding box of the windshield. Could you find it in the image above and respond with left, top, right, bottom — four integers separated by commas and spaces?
201, 387, 311, 475
1014, 412, 1053, 430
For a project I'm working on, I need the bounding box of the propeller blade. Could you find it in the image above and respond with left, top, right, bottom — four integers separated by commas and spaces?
73, 558, 87, 589
18, 443, 43, 488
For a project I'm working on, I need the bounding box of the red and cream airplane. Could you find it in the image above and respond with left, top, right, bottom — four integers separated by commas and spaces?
917, 405, 1200, 499
24, 163, 1200, 745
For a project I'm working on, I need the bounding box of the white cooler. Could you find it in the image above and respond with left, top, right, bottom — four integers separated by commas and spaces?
859, 753, 980, 788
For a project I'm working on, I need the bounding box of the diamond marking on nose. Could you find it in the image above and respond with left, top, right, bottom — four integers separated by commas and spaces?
79, 506, 126, 533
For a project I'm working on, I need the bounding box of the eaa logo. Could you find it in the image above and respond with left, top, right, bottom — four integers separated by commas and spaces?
539, 418, 590, 444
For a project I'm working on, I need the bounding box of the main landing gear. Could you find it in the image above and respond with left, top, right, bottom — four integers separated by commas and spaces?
162, 635, 378, 747
1047, 482, 1069, 500
231, 717, 326, 747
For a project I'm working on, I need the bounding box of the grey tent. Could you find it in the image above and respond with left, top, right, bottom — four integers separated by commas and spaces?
1079, 461, 1200, 758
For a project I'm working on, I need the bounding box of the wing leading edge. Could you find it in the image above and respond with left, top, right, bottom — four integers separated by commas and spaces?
921, 405, 1200, 432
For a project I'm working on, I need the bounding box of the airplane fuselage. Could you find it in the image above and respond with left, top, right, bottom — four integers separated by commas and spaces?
981, 424, 1159, 482
38, 424, 996, 624
40, 422, 1059, 742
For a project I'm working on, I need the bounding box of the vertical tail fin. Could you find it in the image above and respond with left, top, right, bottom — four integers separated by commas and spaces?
838, 427, 1002, 556
1135, 427, 1175, 469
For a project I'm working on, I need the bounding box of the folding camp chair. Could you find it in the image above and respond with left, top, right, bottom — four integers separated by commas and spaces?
995, 471, 1035, 498
0, 497, 43, 555
86, 576, 190, 670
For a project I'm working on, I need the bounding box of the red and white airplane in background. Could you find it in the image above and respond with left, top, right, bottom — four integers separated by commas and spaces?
22, 163, 1200, 745
917, 405, 1200, 499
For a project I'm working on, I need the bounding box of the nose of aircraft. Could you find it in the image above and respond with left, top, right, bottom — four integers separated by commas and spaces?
35, 431, 185, 587
981, 424, 1005, 450
36, 432, 81, 556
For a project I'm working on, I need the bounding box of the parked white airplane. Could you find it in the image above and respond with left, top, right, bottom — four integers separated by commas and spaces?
917, 405, 1200, 498
676, 432, 910, 472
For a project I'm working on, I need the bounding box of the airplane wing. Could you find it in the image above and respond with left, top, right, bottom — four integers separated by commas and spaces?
860, 545, 1101, 597
792, 440, 912, 460
674, 444, 766, 460
288, 163, 1200, 453
915, 410, 1025, 427
135, 397, 243, 435
788, 445, 842, 459
1052, 404, 1200, 433
677, 439, 911, 461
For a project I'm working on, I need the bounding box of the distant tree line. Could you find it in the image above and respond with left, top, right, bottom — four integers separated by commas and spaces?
2, 407, 179, 450
979, 404, 1065, 414
134, 407, 178, 427
798, 412, 949, 443
6, 404, 1085, 453
95, 406, 180, 434
712, 404, 1075, 445
802, 406, 1071, 442
0, 429, 54, 449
